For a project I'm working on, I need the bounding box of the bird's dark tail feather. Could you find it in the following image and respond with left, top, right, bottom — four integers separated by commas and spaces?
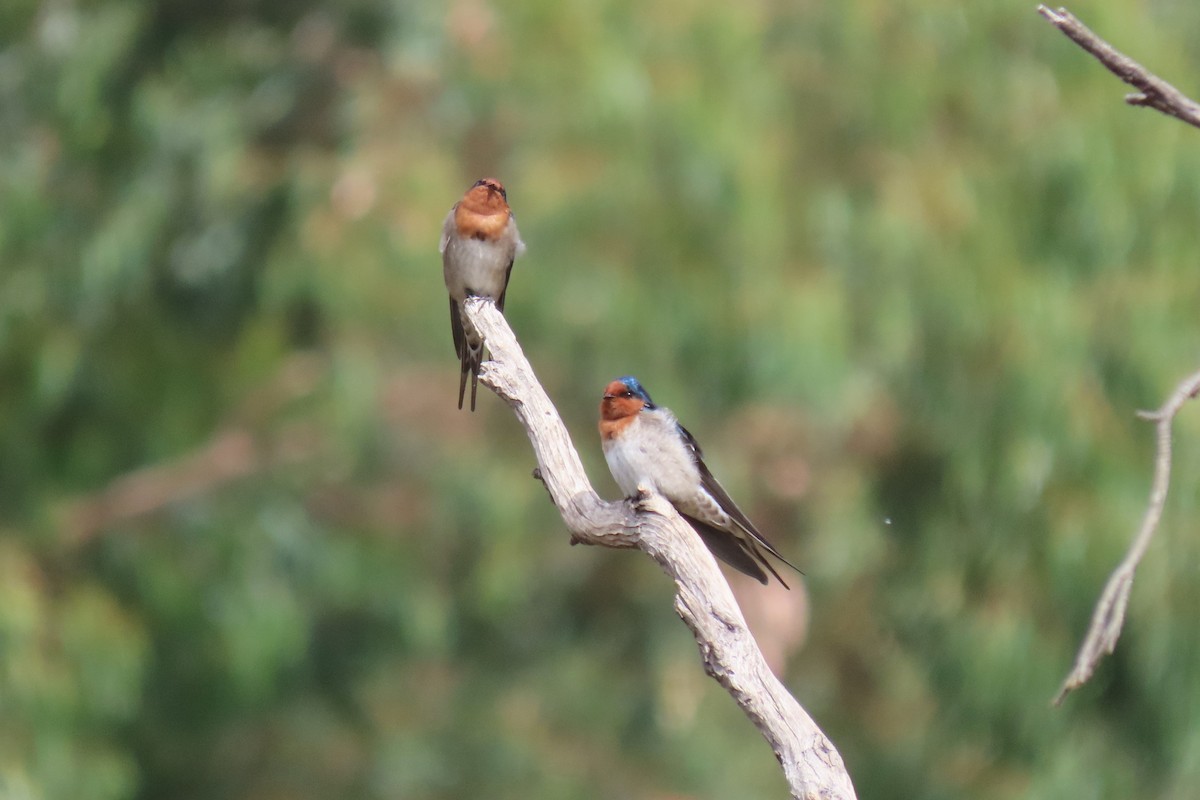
683, 515, 790, 589
451, 298, 485, 412
457, 350, 476, 411
457, 361, 470, 410
457, 342, 484, 411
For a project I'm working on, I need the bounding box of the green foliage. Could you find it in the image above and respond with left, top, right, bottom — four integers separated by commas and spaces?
2, 0, 1200, 797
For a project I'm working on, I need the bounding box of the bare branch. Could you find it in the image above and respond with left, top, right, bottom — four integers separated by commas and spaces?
1037, 6, 1200, 129
56, 355, 327, 545
1055, 367, 1200, 705
57, 423, 323, 545
464, 296, 857, 799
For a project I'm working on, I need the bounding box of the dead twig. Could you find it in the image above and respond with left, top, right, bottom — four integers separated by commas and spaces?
58, 355, 327, 544
1037, 6, 1200, 129
1055, 368, 1200, 704
463, 296, 856, 799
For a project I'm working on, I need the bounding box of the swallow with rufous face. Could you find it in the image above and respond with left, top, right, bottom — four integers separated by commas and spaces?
599, 376, 800, 587
439, 178, 525, 410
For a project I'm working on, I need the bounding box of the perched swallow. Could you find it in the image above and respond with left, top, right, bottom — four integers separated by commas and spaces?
440, 178, 525, 410
599, 376, 800, 587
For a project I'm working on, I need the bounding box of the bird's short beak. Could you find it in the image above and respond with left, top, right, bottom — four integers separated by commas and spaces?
602, 393, 615, 400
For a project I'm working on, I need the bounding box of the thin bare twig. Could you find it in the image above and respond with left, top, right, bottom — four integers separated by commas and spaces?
1055, 368, 1200, 705
58, 423, 322, 545
463, 296, 857, 799
1037, 6, 1200, 129
1039, 5, 1200, 704
56, 355, 328, 545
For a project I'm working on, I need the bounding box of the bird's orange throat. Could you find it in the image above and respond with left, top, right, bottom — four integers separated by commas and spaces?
455, 188, 511, 241
598, 415, 638, 441
598, 394, 642, 441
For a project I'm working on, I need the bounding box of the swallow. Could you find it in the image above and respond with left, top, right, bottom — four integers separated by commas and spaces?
440, 178, 525, 410
599, 376, 800, 587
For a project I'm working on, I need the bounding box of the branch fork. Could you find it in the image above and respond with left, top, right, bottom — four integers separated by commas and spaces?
1054, 368, 1200, 704
1037, 5, 1200, 702
1037, 5, 1200, 129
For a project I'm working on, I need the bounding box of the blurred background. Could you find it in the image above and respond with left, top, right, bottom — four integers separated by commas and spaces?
3, 0, 1200, 798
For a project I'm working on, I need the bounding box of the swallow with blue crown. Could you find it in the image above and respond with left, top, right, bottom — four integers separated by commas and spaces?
440, 178, 526, 411
599, 376, 800, 587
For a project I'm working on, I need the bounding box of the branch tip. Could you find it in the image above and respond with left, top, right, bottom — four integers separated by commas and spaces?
1056, 367, 1200, 703
1036, 5, 1064, 24
1037, 5, 1200, 130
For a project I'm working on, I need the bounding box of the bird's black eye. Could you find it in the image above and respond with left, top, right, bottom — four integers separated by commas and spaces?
621, 390, 634, 398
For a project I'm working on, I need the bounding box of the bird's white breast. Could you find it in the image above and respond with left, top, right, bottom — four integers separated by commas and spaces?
602, 411, 700, 501
441, 215, 524, 302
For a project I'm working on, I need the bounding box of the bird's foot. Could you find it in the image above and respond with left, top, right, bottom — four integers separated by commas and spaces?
631, 487, 655, 513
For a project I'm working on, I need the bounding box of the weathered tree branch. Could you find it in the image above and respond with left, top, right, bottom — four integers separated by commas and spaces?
1037, 6, 1200, 129
1054, 368, 1200, 705
463, 296, 856, 799
1038, 5, 1200, 703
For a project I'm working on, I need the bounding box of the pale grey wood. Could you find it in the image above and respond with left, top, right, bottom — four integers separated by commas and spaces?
1038, 6, 1200, 129
464, 296, 857, 799
1055, 368, 1200, 704
1037, 5, 1200, 703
